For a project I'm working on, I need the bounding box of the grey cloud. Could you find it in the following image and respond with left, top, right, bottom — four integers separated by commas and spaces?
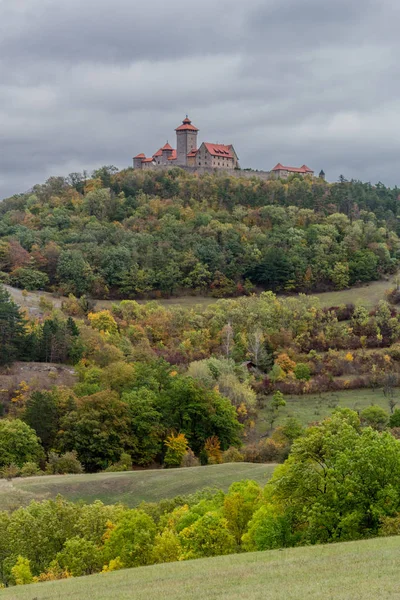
1, 0, 400, 198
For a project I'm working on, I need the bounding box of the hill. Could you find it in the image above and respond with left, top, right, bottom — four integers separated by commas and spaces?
0, 168, 399, 299
3, 535, 399, 599
0, 463, 276, 511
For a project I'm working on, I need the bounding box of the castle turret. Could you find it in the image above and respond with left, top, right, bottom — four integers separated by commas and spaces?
133, 153, 145, 169
175, 116, 199, 166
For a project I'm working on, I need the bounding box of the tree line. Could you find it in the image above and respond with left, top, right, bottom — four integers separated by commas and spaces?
0, 168, 399, 298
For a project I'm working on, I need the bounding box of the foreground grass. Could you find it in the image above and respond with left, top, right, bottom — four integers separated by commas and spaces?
0, 463, 276, 512
4, 536, 400, 600
257, 387, 394, 435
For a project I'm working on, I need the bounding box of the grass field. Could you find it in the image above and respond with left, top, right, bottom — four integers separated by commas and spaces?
3, 535, 400, 599
257, 387, 394, 435
0, 463, 276, 512
4, 274, 395, 318
311, 277, 393, 309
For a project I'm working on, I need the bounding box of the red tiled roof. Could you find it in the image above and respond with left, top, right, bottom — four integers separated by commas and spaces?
204, 143, 234, 158
162, 142, 174, 151
272, 163, 314, 173
176, 116, 199, 132
153, 148, 163, 158
168, 150, 177, 161
134, 153, 146, 159
141, 157, 155, 163
187, 149, 198, 158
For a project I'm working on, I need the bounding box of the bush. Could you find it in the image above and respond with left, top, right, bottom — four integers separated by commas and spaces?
242, 439, 288, 463
0, 464, 20, 479
389, 410, 400, 428
19, 462, 42, 477
360, 405, 389, 430
294, 363, 311, 381
105, 453, 132, 472
46, 451, 83, 475
10, 267, 49, 291
222, 447, 244, 463
180, 449, 200, 468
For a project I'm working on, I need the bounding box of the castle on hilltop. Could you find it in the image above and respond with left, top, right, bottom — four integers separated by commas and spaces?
133, 116, 320, 180
133, 116, 240, 171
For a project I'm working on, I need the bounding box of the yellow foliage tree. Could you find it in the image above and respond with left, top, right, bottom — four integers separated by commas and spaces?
204, 436, 223, 464
88, 310, 118, 335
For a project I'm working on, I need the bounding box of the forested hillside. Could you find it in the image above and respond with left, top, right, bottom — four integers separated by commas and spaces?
0, 167, 399, 298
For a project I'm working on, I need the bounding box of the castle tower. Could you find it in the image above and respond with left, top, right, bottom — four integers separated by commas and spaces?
175, 116, 199, 166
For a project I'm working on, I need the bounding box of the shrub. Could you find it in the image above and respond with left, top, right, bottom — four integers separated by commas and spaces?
105, 453, 132, 472
10, 267, 49, 291
222, 447, 244, 463
0, 464, 20, 480
360, 405, 389, 430
294, 363, 311, 381
389, 409, 400, 428
46, 451, 83, 475
379, 513, 400, 536
180, 449, 200, 468
19, 462, 42, 477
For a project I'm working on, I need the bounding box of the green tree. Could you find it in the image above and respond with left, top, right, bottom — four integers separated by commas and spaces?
179, 512, 235, 559
59, 391, 130, 472
10, 267, 49, 291
157, 377, 242, 454
0, 285, 28, 365
56, 537, 103, 577
269, 409, 400, 542
223, 480, 262, 545
0, 420, 43, 468
23, 391, 59, 455
104, 510, 156, 568
123, 389, 163, 466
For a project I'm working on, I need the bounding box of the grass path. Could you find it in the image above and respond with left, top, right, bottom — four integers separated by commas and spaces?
4, 273, 395, 318
3, 535, 400, 599
0, 463, 276, 512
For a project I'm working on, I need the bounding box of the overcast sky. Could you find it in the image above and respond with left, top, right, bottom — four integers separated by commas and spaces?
1, 0, 399, 198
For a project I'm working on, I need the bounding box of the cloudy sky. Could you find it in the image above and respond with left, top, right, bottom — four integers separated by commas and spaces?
0, 0, 399, 197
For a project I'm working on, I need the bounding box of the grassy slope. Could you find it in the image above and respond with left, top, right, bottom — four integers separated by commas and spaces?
257, 388, 393, 435
0, 463, 276, 512
5, 274, 393, 318
4, 536, 400, 600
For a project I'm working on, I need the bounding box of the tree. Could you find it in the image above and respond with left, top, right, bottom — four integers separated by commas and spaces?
157, 377, 242, 454
269, 409, 400, 542
164, 433, 189, 468
11, 556, 33, 585
23, 391, 59, 455
179, 512, 235, 559
56, 537, 103, 577
223, 480, 262, 545
104, 510, 156, 568
0, 419, 43, 467
123, 389, 163, 466
59, 391, 130, 472
0, 285, 28, 365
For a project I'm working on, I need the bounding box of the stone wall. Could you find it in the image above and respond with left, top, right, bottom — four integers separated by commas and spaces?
136, 163, 272, 180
